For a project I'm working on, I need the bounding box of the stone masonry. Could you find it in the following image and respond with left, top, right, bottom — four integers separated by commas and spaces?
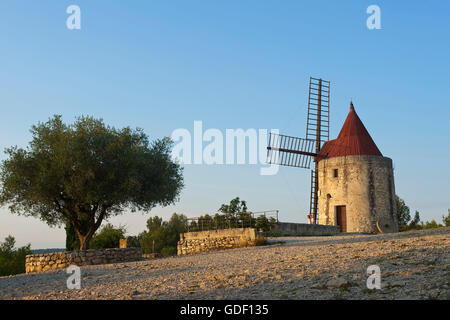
177, 228, 257, 255
25, 248, 142, 273
318, 155, 398, 233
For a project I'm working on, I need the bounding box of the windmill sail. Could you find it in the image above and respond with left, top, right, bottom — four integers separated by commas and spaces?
306, 77, 330, 224
266, 133, 316, 169
266, 76, 330, 224
306, 77, 330, 148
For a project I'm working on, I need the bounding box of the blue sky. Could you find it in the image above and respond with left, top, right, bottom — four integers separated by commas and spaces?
0, 1, 449, 248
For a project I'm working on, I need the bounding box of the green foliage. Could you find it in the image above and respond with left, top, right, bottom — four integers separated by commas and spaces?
190, 212, 253, 231
65, 220, 79, 251
65, 218, 91, 251
126, 235, 141, 248
422, 220, 443, 229
90, 223, 126, 249
255, 216, 277, 232
399, 207, 447, 232
405, 210, 422, 230
198, 214, 215, 229
146, 216, 163, 234
160, 246, 177, 256
186, 198, 278, 232
140, 213, 187, 256
168, 213, 188, 235
186, 197, 252, 230
443, 209, 450, 227
395, 195, 411, 231
410, 211, 421, 227
0, 115, 184, 250
188, 212, 277, 232
219, 197, 247, 214
0, 236, 32, 276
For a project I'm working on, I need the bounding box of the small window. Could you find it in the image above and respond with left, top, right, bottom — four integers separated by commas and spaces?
333, 169, 338, 178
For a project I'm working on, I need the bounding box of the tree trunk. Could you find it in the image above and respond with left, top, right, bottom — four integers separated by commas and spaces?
78, 227, 97, 250
78, 234, 89, 251
71, 207, 107, 251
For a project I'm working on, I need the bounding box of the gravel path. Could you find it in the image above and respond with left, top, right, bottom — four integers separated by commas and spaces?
1, 227, 449, 300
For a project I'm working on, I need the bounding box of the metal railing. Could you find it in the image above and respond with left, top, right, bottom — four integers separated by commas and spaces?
185, 210, 279, 232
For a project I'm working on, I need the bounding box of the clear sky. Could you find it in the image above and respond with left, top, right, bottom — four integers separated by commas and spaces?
0, 1, 449, 248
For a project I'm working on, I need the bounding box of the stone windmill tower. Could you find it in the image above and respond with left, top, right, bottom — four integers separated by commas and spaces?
317, 102, 398, 233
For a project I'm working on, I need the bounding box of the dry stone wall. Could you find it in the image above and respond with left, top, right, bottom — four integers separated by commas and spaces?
177, 228, 257, 255
26, 248, 142, 273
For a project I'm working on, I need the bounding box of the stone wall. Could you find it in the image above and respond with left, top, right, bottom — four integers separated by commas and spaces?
318, 155, 398, 233
274, 222, 340, 236
177, 228, 257, 255
25, 248, 142, 273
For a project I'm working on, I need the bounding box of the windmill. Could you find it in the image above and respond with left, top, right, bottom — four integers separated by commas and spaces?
266, 77, 330, 224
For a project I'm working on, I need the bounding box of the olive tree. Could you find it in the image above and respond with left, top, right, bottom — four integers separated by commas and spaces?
0, 115, 183, 250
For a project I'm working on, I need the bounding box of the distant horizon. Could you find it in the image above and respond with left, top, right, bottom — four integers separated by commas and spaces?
31, 248, 65, 253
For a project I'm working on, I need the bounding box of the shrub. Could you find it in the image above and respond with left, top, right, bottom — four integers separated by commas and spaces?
139, 213, 187, 256
443, 210, 450, 227
395, 199, 447, 232
160, 246, 177, 257
126, 235, 141, 248
255, 216, 272, 232
90, 224, 126, 249
0, 236, 32, 276
423, 220, 443, 229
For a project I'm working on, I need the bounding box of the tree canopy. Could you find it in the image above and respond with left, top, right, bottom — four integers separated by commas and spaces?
444, 209, 450, 227
140, 213, 187, 256
394, 196, 447, 231
0, 236, 31, 276
395, 195, 411, 231
218, 197, 247, 214
0, 115, 184, 250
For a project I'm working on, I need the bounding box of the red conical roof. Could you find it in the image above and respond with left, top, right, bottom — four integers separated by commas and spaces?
318, 102, 382, 161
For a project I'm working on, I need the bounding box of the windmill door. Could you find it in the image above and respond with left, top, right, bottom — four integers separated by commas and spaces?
336, 206, 347, 232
